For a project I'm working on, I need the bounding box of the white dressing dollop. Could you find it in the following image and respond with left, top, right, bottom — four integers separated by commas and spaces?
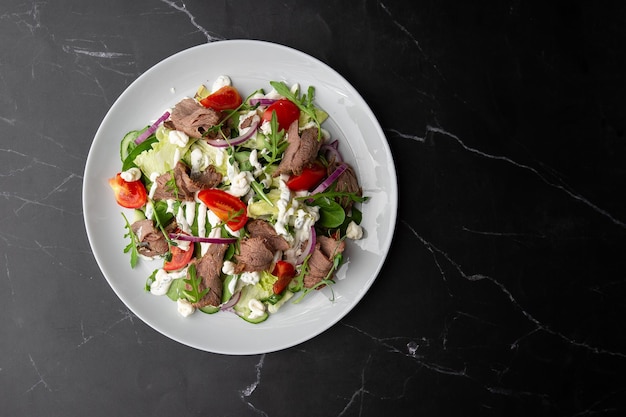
120, 167, 141, 182
247, 299, 266, 320
346, 221, 364, 240
222, 260, 236, 275
240, 271, 260, 286
177, 298, 195, 317
211, 75, 231, 92
150, 268, 187, 296
169, 130, 189, 147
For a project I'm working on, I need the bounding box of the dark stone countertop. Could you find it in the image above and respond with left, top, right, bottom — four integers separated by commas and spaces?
1, 1, 625, 416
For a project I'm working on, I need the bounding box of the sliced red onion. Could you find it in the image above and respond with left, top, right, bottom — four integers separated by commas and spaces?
169, 233, 237, 244
134, 111, 170, 145
205, 118, 259, 148
321, 140, 343, 163
310, 162, 348, 195
220, 290, 241, 311
297, 226, 316, 265
249, 98, 277, 106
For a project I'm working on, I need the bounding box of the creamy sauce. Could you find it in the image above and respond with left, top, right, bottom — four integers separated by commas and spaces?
120, 167, 141, 182
240, 271, 260, 286
211, 75, 231, 92
150, 268, 187, 296
177, 298, 195, 317
247, 298, 266, 319
168, 129, 189, 147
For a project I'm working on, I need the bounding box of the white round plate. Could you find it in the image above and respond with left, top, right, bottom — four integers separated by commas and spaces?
83, 40, 397, 355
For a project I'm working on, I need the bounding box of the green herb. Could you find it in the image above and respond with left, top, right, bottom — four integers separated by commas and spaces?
315, 197, 345, 229
288, 255, 310, 293
270, 81, 324, 140
261, 111, 287, 166
250, 180, 274, 207
182, 264, 209, 304
121, 212, 140, 268
149, 198, 178, 262
145, 269, 158, 292
165, 169, 179, 199
300, 189, 368, 205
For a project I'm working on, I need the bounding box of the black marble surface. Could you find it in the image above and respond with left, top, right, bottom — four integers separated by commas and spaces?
2, 0, 626, 416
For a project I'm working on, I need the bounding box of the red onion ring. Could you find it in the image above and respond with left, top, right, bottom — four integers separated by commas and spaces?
220, 290, 241, 311
321, 141, 343, 163
249, 98, 277, 106
169, 233, 237, 244
134, 111, 170, 145
297, 226, 316, 265
310, 163, 348, 195
205, 118, 259, 148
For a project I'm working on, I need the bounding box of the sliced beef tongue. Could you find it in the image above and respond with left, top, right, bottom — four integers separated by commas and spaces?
153, 161, 222, 202
130, 219, 170, 257
190, 165, 222, 189
328, 161, 362, 211
273, 121, 321, 177
234, 237, 274, 274
246, 219, 289, 252
303, 235, 346, 289
164, 97, 221, 138
188, 243, 228, 308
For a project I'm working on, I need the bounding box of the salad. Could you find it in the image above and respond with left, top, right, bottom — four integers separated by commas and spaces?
108, 75, 366, 323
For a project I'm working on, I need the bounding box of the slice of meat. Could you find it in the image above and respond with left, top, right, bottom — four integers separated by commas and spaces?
153, 161, 222, 201
234, 237, 274, 273
328, 161, 362, 211
130, 219, 169, 257
303, 235, 346, 289
165, 97, 221, 138
273, 121, 321, 177
246, 219, 289, 252
188, 243, 228, 308
190, 165, 222, 189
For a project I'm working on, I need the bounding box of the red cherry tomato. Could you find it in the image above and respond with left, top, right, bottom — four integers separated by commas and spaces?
200, 86, 243, 111
272, 261, 296, 294
108, 173, 148, 209
163, 241, 195, 271
197, 188, 248, 231
286, 161, 327, 191
262, 99, 300, 131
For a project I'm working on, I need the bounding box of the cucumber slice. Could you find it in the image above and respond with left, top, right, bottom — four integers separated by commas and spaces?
199, 305, 220, 314
221, 274, 238, 304
133, 209, 146, 222
239, 311, 268, 324
120, 130, 140, 162
233, 283, 271, 324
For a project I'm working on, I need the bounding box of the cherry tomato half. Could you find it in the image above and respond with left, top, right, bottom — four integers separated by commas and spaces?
286, 161, 327, 191
197, 188, 248, 231
163, 241, 195, 271
108, 173, 148, 209
262, 99, 300, 131
272, 261, 296, 294
200, 85, 243, 111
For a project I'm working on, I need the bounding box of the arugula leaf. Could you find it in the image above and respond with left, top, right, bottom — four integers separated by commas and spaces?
261, 111, 287, 166
182, 264, 209, 304
250, 180, 274, 207
165, 169, 179, 199
288, 255, 310, 293
121, 212, 140, 268
301, 189, 368, 205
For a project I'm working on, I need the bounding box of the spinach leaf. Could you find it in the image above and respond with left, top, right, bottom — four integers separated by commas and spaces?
315, 197, 345, 229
